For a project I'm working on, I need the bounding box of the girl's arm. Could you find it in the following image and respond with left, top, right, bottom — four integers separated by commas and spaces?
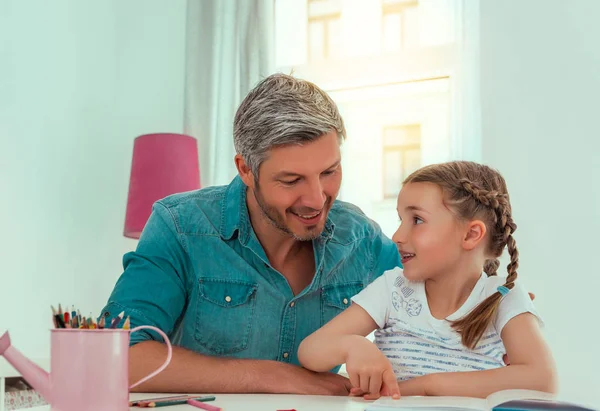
397, 312, 558, 398
298, 303, 400, 398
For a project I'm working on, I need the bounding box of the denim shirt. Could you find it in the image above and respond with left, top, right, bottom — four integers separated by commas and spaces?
100, 176, 400, 368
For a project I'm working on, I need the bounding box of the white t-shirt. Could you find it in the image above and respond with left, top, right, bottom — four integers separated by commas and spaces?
351, 267, 541, 381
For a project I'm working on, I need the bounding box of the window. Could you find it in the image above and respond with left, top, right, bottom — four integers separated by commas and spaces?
383, 124, 421, 199
275, 0, 479, 238
308, 0, 342, 61
381, 0, 419, 52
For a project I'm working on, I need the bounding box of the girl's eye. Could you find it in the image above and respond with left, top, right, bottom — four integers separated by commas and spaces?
413, 217, 424, 225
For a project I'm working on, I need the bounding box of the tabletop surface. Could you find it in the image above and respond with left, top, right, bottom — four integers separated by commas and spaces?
27, 393, 379, 411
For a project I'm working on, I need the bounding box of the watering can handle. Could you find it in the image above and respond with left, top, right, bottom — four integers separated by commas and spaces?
128, 326, 173, 390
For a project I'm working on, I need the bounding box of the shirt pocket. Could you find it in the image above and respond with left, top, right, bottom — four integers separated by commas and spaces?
321, 281, 364, 326
195, 278, 258, 355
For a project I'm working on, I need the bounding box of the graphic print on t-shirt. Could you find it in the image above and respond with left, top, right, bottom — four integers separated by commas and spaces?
392, 275, 422, 317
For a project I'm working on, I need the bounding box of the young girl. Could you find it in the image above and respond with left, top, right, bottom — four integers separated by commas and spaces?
298, 161, 557, 399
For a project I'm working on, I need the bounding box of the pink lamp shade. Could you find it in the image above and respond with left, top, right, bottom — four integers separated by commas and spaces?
124, 133, 200, 239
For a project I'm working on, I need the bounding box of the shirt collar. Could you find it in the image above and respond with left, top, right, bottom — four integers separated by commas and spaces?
219, 175, 250, 243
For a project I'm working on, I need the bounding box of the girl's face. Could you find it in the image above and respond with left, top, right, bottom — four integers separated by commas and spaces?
391, 182, 467, 282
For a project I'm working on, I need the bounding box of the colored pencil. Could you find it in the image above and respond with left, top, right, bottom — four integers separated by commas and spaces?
187, 398, 222, 411
145, 396, 215, 408
130, 395, 194, 406
51, 305, 66, 328
122, 316, 130, 330
109, 311, 125, 329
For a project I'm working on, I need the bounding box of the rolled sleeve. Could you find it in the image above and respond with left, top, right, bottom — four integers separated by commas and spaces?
99, 202, 189, 346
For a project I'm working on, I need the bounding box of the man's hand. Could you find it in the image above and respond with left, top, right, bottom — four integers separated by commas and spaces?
344, 336, 400, 400
288, 367, 354, 396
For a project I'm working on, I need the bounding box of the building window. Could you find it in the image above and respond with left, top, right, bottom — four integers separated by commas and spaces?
308, 0, 342, 61
383, 124, 421, 199
381, 0, 419, 53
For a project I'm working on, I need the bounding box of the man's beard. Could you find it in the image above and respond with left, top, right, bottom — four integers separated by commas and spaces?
253, 183, 331, 241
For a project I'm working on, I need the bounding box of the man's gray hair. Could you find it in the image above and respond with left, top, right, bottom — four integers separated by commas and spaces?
233, 73, 346, 177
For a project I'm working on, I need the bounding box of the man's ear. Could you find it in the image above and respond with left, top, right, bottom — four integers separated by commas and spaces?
235, 154, 255, 188
462, 220, 487, 251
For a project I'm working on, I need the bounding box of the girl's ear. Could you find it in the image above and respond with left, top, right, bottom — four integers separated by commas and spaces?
462, 220, 487, 251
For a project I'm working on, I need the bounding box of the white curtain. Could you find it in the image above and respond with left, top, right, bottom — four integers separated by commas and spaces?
184, 0, 275, 187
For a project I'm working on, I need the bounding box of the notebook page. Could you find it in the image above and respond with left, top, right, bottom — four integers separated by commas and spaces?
486, 389, 556, 408
366, 395, 488, 411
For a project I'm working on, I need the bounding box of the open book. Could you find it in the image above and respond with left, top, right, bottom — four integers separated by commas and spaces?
365, 389, 596, 411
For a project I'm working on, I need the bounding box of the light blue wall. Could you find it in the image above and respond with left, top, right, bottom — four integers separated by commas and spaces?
0, 0, 187, 359
481, 0, 600, 406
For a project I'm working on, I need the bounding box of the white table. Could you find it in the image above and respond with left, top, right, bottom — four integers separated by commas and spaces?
26, 393, 373, 410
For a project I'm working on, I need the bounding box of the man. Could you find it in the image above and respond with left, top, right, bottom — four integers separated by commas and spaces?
100, 74, 400, 395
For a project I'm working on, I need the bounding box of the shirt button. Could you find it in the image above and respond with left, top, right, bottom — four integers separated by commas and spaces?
283, 352, 289, 358
343, 298, 349, 305
225, 296, 232, 303
289, 302, 295, 307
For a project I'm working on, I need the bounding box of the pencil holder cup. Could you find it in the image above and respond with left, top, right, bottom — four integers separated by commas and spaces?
0, 326, 172, 411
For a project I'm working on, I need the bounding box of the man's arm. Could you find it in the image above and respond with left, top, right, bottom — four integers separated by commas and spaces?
104, 202, 352, 395
130, 341, 353, 395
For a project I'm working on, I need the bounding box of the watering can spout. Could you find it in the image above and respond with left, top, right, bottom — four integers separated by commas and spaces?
0, 331, 52, 402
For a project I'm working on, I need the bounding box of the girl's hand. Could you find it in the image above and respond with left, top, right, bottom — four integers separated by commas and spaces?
343, 336, 400, 400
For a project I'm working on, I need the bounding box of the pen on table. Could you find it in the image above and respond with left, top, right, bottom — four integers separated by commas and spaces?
187, 398, 222, 411
144, 396, 216, 408
130, 395, 196, 406
109, 311, 125, 329
131, 395, 191, 407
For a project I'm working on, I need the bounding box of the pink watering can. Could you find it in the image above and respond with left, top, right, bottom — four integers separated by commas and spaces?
0, 326, 172, 411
